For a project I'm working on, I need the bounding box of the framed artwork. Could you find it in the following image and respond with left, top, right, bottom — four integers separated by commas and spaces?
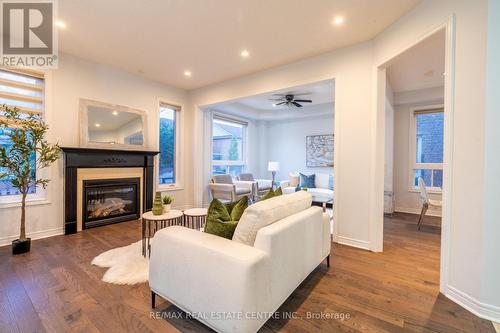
306, 134, 334, 167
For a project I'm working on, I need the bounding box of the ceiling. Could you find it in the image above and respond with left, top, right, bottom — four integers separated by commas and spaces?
387, 29, 445, 93
58, 0, 421, 90
212, 80, 334, 120
237, 80, 334, 110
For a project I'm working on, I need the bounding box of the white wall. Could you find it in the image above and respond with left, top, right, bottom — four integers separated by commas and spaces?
393, 88, 444, 216
373, 0, 498, 320
0, 53, 191, 246
266, 112, 334, 181
480, 0, 500, 315
190, 0, 499, 320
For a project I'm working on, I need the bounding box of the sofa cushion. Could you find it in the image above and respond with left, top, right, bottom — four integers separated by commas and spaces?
232, 191, 312, 246
205, 197, 248, 239
299, 173, 315, 188
315, 173, 330, 189
307, 188, 333, 200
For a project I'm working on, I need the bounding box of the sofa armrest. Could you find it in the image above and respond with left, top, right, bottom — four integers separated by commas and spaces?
149, 227, 271, 332
279, 180, 290, 188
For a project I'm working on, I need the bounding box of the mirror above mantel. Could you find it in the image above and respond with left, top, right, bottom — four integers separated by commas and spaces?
79, 99, 148, 150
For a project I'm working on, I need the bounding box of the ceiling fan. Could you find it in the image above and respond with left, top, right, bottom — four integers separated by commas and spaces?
269, 92, 312, 108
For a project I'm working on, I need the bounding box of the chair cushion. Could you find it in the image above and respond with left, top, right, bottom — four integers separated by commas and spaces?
238, 173, 254, 181
204, 197, 248, 239
299, 173, 315, 188
233, 191, 312, 246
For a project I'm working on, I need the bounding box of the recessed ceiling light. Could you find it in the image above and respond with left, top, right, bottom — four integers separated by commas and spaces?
184, 70, 192, 77
333, 17, 344, 25
55, 21, 66, 29
240, 50, 250, 58
112, 111, 118, 116
95, 123, 101, 127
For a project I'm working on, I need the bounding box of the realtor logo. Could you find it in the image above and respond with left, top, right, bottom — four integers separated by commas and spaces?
0, 0, 58, 68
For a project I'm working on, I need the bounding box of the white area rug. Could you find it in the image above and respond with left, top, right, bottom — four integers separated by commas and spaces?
91, 240, 149, 285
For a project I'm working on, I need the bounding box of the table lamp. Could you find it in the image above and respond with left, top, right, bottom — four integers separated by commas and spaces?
267, 161, 280, 189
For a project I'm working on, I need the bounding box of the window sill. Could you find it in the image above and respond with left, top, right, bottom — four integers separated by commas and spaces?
157, 184, 184, 192
408, 188, 442, 195
0, 197, 51, 209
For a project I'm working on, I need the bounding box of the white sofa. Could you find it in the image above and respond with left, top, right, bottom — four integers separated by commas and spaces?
280, 172, 333, 202
149, 191, 331, 333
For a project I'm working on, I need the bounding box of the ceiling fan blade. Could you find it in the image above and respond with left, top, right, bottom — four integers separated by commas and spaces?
268, 98, 284, 101
292, 102, 302, 107
275, 101, 286, 105
294, 99, 312, 103
288, 92, 312, 96
271, 93, 286, 97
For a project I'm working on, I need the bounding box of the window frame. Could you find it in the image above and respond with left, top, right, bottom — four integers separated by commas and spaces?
408, 104, 444, 193
0, 68, 50, 207
156, 100, 183, 192
211, 113, 248, 177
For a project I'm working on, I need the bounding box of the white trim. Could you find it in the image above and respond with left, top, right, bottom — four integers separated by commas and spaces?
0, 227, 63, 247
446, 286, 500, 323
408, 104, 444, 192
335, 236, 370, 251
394, 206, 442, 217
156, 99, 185, 192
372, 17, 455, 296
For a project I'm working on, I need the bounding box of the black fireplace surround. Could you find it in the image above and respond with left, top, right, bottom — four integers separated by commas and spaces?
61, 147, 159, 235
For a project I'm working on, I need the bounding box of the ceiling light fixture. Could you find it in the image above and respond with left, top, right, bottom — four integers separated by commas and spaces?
333, 17, 344, 25
95, 123, 101, 127
240, 50, 250, 58
184, 70, 192, 77
112, 111, 118, 116
55, 21, 66, 29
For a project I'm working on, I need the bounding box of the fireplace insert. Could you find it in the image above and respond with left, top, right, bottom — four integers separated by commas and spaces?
83, 178, 140, 229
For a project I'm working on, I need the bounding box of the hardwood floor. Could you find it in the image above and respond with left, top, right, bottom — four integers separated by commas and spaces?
0, 213, 494, 333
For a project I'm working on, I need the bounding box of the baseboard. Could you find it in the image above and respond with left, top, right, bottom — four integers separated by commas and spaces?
445, 285, 500, 322
0, 227, 64, 247
335, 235, 370, 250
395, 206, 442, 217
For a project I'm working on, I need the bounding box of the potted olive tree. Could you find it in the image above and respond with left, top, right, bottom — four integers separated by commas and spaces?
0, 105, 60, 255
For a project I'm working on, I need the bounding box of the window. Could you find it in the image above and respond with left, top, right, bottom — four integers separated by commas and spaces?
158, 103, 180, 187
410, 108, 444, 191
212, 117, 246, 177
0, 69, 44, 197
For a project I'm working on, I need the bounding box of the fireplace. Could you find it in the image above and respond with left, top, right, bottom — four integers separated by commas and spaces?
61, 147, 159, 234
83, 178, 140, 229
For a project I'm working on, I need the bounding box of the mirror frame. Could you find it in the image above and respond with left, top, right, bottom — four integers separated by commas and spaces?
79, 98, 148, 150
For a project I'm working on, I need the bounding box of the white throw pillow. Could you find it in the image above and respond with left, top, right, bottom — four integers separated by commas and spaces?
288, 172, 299, 187
315, 173, 331, 189
232, 191, 312, 246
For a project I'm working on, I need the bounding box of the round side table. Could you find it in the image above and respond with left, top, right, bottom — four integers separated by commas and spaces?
183, 208, 208, 230
142, 210, 183, 257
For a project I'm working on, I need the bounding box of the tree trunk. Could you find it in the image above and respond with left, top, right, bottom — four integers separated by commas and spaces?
20, 191, 27, 241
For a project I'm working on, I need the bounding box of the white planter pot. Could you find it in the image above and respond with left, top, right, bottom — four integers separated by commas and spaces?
163, 204, 172, 213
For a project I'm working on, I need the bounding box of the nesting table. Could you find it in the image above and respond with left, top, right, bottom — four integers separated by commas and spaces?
141, 210, 183, 257
141, 208, 208, 257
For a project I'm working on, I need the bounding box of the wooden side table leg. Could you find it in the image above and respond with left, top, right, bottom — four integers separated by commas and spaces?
142, 218, 146, 257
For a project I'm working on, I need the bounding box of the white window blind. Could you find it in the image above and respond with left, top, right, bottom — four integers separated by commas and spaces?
0, 68, 44, 116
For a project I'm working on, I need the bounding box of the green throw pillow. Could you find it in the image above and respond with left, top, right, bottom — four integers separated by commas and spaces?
260, 187, 283, 201
204, 197, 248, 239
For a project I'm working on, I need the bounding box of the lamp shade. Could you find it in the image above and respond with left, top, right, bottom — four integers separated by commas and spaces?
267, 161, 280, 172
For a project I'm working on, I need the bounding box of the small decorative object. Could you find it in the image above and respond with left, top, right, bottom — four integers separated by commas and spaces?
267, 161, 280, 189
306, 134, 334, 167
301, 187, 308, 191
0, 106, 61, 255
162, 195, 173, 212
152, 191, 164, 215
